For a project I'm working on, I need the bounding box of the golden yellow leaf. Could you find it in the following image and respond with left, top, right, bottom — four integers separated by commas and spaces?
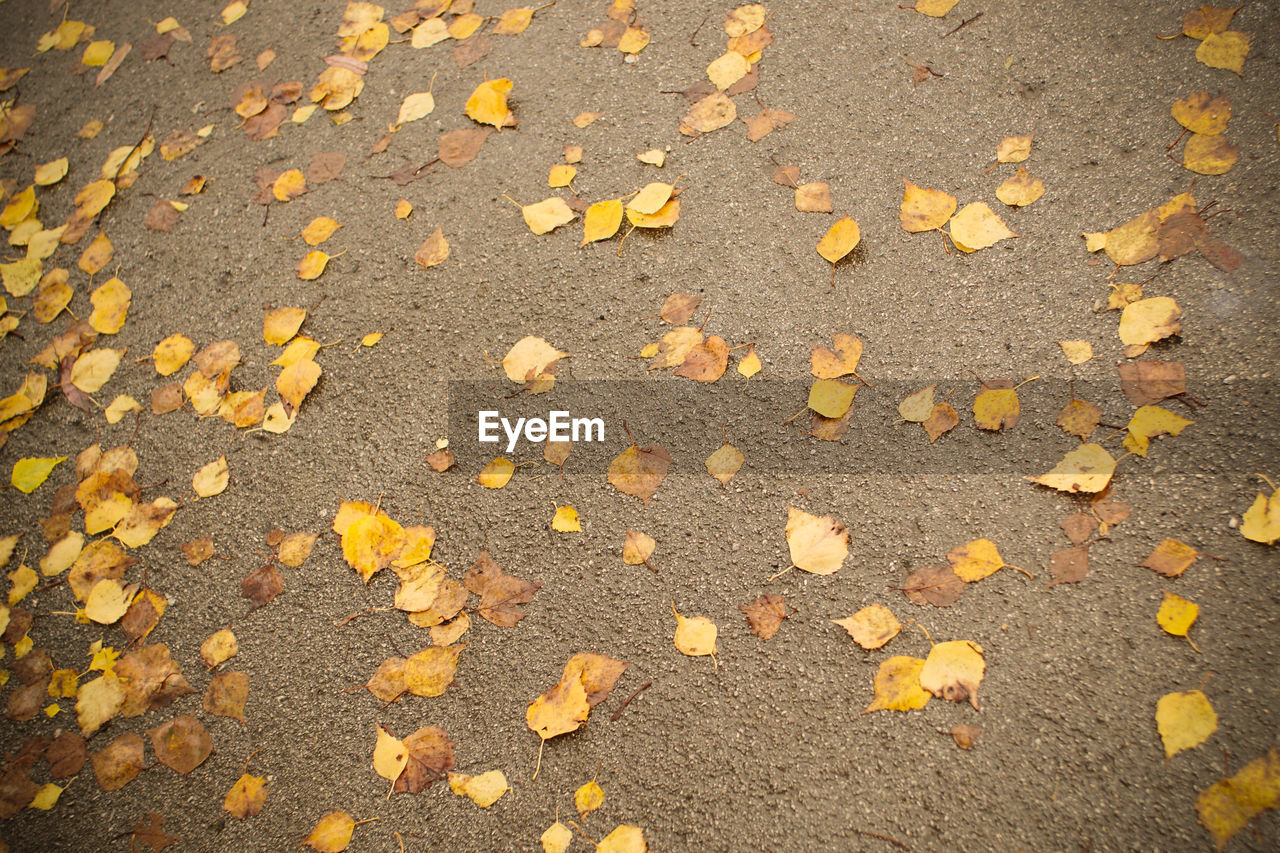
81, 40, 115, 66
1031, 443, 1116, 493
863, 656, 931, 713
1156, 690, 1217, 758
466, 78, 517, 128
477, 458, 515, 489
1183, 5, 1237, 39
193, 456, 229, 497
277, 357, 321, 410
575, 779, 605, 817
551, 505, 581, 532
919, 640, 985, 709
807, 378, 856, 419
224, 773, 267, 819
705, 444, 744, 486
278, 532, 319, 567
996, 134, 1033, 162
995, 167, 1044, 207
85, 578, 133, 624
899, 385, 935, 422
342, 514, 406, 582
785, 506, 848, 575
201, 629, 238, 667
1123, 405, 1193, 456
541, 821, 573, 853
527, 665, 590, 741
77, 671, 124, 736
811, 334, 863, 379
1196, 748, 1280, 850
1118, 297, 1181, 347
296, 250, 333, 280
625, 198, 680, 228
816, 216, 860, 263
973, 387, 1020, 431
737, 345, 761, 377
0, 185, 37, 228
1171, 91, 1230, 135
221, 0, 248, 25
548, 164, 576, 188
1157, 591, 1199, 638
582, 198, 624, 245
495, 8, 535, 34
448, 770, 509, 807
395, 199, 413, 219
1, 258, 42, 297
707, 51, 749, 89
947, 539, 1007, 582
915, 0, 958, 15
263, 307, 306, 345
87, 277, 130, 335
301, 217, 340, 247
34, 157, 69, 187
1183, 132, 1238, 175
359, 332, 382, 348
950, 202, 1016, 251
617, 27, 649, 53
104, 394, 142, 424
303, 810, 355, 853
29, 782, 64, 810
1241, 488, 1280, 545
672, 602, 717, 658
833, 604, 901, 650
1196, 30, 1249, 74
373, 725, 409, 787
11, 456, 64, 493
153, 334, 194, 376
272, 168, 307, 202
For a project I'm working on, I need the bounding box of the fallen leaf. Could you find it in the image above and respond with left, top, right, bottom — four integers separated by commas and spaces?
1156, 689, 1217, 758
672, 602, 717, 659
448, 770, 509, 807
834, 604, 901, 649
740, 594, 789, 639
863, 656, 931, 713
919, 640, 984, 709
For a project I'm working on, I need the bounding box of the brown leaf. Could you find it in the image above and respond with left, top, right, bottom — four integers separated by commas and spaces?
149, 714, 212, 774
772, 165, 800, 188
181, 536, 214, 565
923, 402, 959, 442
96, 42, 130, 86
91, 732, 145, 791
426, 449, 455, 472
1056, 398, 1101, 441
308, 151, 346, 183
394, 726, 455, 793
464, 551, 540, 627
208, 35, 242, 72
0, 767, 37, 818
6, 682, 44, 721
46, 732, 87, 779
1046, 546, 1089, 588
241, 564, 283, 608
1141, 538, 1199, 578
739, 594, 789, 639
1060, 513, 1098, 545
453, 34, 491, 68
1117, 361, 1186, 407
949, 724, 981, 749
438, 127, 491, 168
117, 644, 194, 717
194, 339, 241, 377
152, 383, 183, 414
243, 104, 287, 140
659, 293, 702, 325
674, 335, 728, 382
138, 33, 174, 61
607, 445, 671, 504
725, 67, 760, 97
742, 107, 794, 142
810, 408, 853, 441
903, 565, 964, 607
130, 812, 179, 852
568, 652, 628, 707
204, 671, 250, 722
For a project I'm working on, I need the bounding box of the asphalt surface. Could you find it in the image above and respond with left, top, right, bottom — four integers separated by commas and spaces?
0, 0, 1278, 850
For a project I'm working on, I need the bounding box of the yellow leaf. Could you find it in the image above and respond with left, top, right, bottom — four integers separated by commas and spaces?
637, 148, 665, 167
919, 640, 985, 709
973, 386, 1020, 431
1118, 297, 1181, 347
950, 202, 1016, 251
296, 250, 332, 280
153, 334, 194, 376
1156, 591, 1199, 637
465, 78, 517, 128
301, 217, 340, 247
807, 378, 856, 419
863, 656, 931, 713
224, 773, 268, 819
396, 92, 436, 125
785, 506, 848, 575
810, 333, 863, 379
448, 770, 509, 807
551, 505, 581, 532
995, 167, 1044, 207
84, 578, 133, 624
395, 199, 413, 219
29, 782, 64, 810
502, 336, 567, 382
303, 810, 355, 853
88, 276, 130, 334
625, 198, 680, 228
360, 332, 383, 347
705, 444, 744, 486
947, 539, 1006, 582
193, 456, 229, 497
81, 40, 115, 66
724, 4, 766, 36
581, 199, 624, 245
495, 8, 535, 35
11, 456, 64, 493
0, 185, 37, 229
575, 779, 605, 817
272, 169, 307, 202
1183, 5, 1237, 39
201, 629, 238, 667
541, 821, 573, 853
1171, 91, 1231, 135
681, 92, 736, 134
996, 134, 1033, 162
548, 165, 576, 188
70, 347, 124, 393
477, 458, 515, 489
263, 306, 306, 345
414, 227, 449, 268
221, 0, 248, 25
373, 725, 409, 786
1, 258, 42, 297
1058, 340, 1092, 364
277, 357, 321, 410
104, 394, 142, 424
1031, 443, 1116, 494
1196, 30, 1249, 75
342, 514, 405, 582
833, 604, 901, 650
816, 216, 860, 263
1123, 405, 1193, 456
1196, 748, 1280, 850
1241, 489, 1280, 545
707, 51, 749, 89
411, 17, 449, 48
1156, 690, 1217, 758
617, 27, 650, 54
1183, 132, 1238, 175
672, 602, 717, 658
520, 197, 575, 235
34, 157, 69, 187
40, 531, 83, 577
737, 345, 761, 377
448, 13, 484, 39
